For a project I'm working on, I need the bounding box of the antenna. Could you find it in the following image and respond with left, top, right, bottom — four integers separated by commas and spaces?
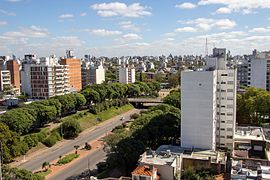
205, 38, 208, 57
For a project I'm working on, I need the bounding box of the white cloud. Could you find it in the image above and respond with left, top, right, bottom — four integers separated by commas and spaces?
182, 18, 236, 31
175, 27, 197, 33
249, 27, 270, 33
7, 0, 22, 2
215, 7, 232, 14
85, 29, 122, 36
58, 14, 74, 19
80, 12, 87, 17
51, 36, 84, 47
199, 0, 270, 14
0, 9, 16, 16
91, 2, 151, 17
121, 33, 142, 40
176, 2, 197, 9
0, 21, 8, 26
115, 33, 142, 42
165, 38, 175, 41
119, 21, 140, 32
4, 25, 49, 38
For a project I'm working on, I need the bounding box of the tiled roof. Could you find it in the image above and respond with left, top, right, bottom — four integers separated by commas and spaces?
132, 165, 153, 177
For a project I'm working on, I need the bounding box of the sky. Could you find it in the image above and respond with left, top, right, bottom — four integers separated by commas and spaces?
0, 0, 270, 58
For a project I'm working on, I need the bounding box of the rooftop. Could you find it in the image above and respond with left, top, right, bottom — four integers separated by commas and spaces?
132, 165, 157, 177
139, 145, 226, 166
235, 126, 265, 141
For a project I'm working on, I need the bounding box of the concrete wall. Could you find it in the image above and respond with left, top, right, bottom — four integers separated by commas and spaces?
249, 58, 267, 90
181, 71, 217, 150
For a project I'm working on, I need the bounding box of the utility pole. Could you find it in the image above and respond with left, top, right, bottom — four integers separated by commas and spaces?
0, 140, 3, 180
88, 158, 91, 178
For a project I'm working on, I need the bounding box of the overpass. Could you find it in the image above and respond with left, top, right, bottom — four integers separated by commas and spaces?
128, 98, 164, 103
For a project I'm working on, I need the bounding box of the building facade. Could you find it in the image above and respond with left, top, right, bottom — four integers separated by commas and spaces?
60, 58, 81, 91
21, 56, 69, 99
6, 59, 20, 93
0, 70, 11, 92
89, 63, 105, 84
181, 48, 237, 151
118, 65, 135, 84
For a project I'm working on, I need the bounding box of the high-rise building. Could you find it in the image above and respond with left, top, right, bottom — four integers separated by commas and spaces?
6, 59, 20, 93
0, 70, 11, 92
236, 50, 270, 90
60, 51, 81, 91
81, 61, 105, 87
181, 48, 237, 151
89, 63, 105, 85
21, 56, 69, 99
118, 65, 135, 84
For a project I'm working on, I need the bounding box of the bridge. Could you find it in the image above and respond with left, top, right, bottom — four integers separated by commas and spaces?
128, 98, 164, 103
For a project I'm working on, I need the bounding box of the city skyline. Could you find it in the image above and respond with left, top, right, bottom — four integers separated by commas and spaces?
0, 0, 270, 57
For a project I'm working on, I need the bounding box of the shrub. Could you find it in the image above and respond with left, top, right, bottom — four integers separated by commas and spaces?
130, 113, 139, 120
57, 153, 79, 165
23, 135, 39, 149
61, 119, 82, 139
42, 131, 61, 147
36, 131, 47, 142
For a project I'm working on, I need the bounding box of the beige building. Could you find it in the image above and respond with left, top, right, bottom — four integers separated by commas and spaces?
0, 70, 11, 92
60, 50, 81, 91
21, 56, 69, 99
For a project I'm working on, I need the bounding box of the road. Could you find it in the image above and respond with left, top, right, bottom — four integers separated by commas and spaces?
18, 108, 140, 172
48, 148, 106, 180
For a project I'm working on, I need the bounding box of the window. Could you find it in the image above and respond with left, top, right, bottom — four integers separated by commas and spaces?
227, 81, 234, 84
227, 97, 233, 100
221, 121, 225, 123
228, 73, 234, 77
227, 89, 234, 92
227, 128, 233, 131
227, 105, 234, 109
220, 128, 225, 131
221, 74, 228, 76
221, 113, 225, 115
227, 113, 233, 116
227, 135, 233, 139
221, 82, 226, 84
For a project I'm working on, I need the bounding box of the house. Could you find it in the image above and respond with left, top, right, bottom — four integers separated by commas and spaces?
132, 165, 159, 180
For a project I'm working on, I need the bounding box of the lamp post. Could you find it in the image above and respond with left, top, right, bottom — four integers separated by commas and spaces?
88, 158, 91, 178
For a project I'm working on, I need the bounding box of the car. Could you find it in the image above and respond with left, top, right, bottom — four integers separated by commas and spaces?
120, 116, 125, 121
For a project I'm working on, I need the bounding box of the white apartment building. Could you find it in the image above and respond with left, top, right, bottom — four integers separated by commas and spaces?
0, 70, 11, 91
89, 63, 105, 84
248, 58, 267, 90
181, 70, 217, 150
81, 61, 105, 87
21, 56, 69, 99
181, 48, 237, 151
118, 65, 136, 84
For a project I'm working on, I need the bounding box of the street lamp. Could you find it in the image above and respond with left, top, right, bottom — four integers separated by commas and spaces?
88, 158, 91, 178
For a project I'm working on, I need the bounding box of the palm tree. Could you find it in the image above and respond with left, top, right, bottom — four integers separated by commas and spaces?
74, 145, 80, 154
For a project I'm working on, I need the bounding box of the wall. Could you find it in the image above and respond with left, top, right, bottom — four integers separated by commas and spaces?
181, 70, 217, 150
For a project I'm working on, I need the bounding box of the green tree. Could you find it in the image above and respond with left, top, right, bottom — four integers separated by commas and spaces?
163, 90, 180, 109
81, 88, 100, 104
74, 93, 87, 109
61, 119, 82, 139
